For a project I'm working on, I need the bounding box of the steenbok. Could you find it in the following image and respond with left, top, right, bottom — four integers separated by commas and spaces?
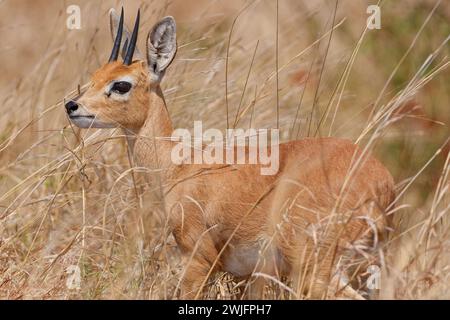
64, 8, 395, 299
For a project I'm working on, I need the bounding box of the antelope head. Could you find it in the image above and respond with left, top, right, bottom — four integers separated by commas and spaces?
65, 8, 177, 132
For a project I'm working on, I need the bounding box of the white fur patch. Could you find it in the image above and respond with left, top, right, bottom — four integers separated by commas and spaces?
69, 116, 115, 129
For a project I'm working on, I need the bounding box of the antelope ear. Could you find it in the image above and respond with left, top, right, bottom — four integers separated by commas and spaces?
147, 16, 177, 82
109, 8, 142, 60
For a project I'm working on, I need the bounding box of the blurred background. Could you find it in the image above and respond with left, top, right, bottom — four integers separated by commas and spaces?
0, 0, 449, 299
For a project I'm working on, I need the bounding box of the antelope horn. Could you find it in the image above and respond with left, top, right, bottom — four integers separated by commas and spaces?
123, 9, 140, 65
108, 7, 124, 62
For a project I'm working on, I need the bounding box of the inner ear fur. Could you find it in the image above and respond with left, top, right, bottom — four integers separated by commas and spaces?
146, 16, 177, 82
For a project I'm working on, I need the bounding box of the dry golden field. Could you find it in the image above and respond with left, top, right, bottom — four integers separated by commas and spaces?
0, 0, 449, 299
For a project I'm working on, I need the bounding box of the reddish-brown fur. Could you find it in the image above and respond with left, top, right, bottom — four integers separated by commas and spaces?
69, 15, 395, 299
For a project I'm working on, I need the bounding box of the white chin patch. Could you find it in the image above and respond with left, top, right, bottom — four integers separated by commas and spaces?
69, 116, 116, 129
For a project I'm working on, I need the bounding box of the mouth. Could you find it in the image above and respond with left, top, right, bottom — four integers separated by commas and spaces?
69, 115, 95, 119
68, 114, 116, 129
68, 114, 98, 128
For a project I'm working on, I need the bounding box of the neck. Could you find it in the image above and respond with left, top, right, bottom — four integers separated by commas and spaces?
128, 85, 175, 182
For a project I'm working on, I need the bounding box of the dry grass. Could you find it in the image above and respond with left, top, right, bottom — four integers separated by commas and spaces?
0, 0, 449, 299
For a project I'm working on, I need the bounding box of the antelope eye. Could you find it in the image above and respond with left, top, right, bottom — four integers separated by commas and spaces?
111, 81, 132, 94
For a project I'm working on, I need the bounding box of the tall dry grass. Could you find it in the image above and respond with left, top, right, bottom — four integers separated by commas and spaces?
0, 0, 449, 299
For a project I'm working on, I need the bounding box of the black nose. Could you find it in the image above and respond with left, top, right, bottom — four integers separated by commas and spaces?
65, 100, 78, 114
